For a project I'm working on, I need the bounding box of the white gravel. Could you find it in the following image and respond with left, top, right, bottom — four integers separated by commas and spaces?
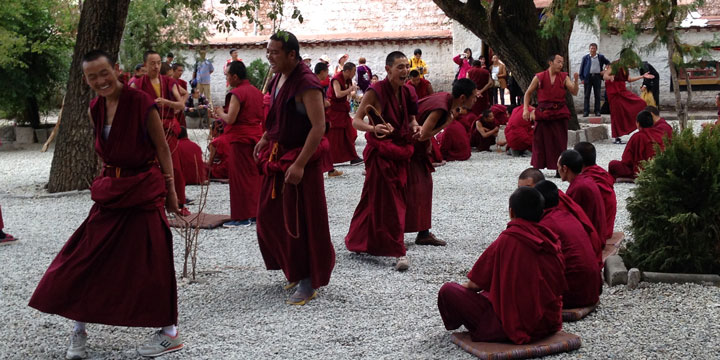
1, 122, 719, 359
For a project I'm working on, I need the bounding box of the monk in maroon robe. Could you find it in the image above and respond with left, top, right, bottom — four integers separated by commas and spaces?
535, 180, 601, 308
437, 187, 566, 344
645, 106, 673, 141
429, 136, 444, 165
214, 61, 264, 225
505, 105, 534, 156
406, 69, 433, 99
406, 79, 477, 247
29, 50, 183, 358
346, 51, 418, 271
471, 109, 499, 152
559, 150, 608, 247
490, 104, 508, 125
255, 32, 335, 305
438, 119, 471, 161
467, 60, 493, 116
523, 54, 580, 171
609, 110, 666, 180
604, 60, 655, 143
132, 50, 189, 215
0, 205, 17, 244
455, 107, 477, 136
326, 62, 362, 165
177, 129, 207, 185
172, 63, 189, 128
574, 141, 617, 240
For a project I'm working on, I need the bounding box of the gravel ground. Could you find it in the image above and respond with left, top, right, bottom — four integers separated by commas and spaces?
1, 122, 719, 359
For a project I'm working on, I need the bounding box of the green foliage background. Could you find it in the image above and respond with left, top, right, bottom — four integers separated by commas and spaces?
0, 0, 78, 124
246, 58, 269, 91
625, 127, 720, 274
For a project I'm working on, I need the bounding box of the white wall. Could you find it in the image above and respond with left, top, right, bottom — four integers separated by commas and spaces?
452, 22, 484, 59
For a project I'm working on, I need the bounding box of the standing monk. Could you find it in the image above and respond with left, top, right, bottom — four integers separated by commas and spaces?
29, 50, 183, 358
254, 32, 335, 305
345, 51, 418, 271
172, 63, 189, 128
467, 60, 493, 116
523, 54, 580, 175
574, 141, 617, 240
326, 62, 363, 166
132, 50, 190, 215
214, 61, 264, 226
406, 78, 477, 247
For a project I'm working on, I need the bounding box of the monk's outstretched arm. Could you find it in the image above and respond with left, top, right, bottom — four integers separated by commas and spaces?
332, 79, 356, 98
214, 95, 240, 124
522, 77, 539, 120
285, 89, 325, 185
416, 110, 444, 141
565, 73, 580, 96
147, 109, 180, 214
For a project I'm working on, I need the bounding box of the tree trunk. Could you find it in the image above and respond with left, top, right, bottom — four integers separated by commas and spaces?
23, 95, 41, 129
666, 34, 687, 130
433, 0, 580, 129
47, 0, 132, 193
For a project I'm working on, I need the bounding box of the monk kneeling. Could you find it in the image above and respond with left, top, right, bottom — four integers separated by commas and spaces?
437, 187, 566, 344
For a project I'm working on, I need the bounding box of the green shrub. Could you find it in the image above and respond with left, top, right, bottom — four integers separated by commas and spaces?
246, 58, 270, 91
624, 127, 720, 274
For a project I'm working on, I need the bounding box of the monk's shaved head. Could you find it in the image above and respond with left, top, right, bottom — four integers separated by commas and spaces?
452, 78, 476, 99
559, 150, 584, 175
509, 187, 545, 222
573, 142, 596, 167
534, 180, 559, 209
518, 168, 545, 187
385, 51, 407, 67
637, 110, 654, 128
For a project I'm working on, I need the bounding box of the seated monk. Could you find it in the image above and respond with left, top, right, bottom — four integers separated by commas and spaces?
535, 180, 601, 309
437, 187, 566, 344
573, 142, 617, 241
176, 128, 208, 185
455, 106, 477, 136
645, 106, 672, 141
471, 109, 499, 152
490, 104, 509, 125
559, 150, 608, 244
608, 110, 665, 180
505, 105, 534, 157
207, 120, 230, 179
406, 69, 433, 100
438, 118, 471, 161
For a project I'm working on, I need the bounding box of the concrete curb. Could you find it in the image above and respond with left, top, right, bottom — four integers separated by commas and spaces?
604, 255, 628, 286
641, 272, 720, 286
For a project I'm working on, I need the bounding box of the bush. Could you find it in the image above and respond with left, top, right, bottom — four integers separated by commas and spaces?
624, 127, 720, 274
246, 58, 270, 91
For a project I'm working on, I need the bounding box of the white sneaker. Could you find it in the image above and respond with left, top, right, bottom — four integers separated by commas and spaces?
137, 330, 184, 358
66, 331, 87, 360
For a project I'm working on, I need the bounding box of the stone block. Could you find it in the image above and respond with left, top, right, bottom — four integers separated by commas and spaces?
585, 125, 608, 143
567, 130, 579, 148
626, 268, 641, 290
578, 129, 587, 143
604, 255, 628, 286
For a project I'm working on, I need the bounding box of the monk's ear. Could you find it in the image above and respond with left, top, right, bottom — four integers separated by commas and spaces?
509, 207, 515, 220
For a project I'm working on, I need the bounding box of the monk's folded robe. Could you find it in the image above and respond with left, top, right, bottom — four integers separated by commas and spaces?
653, 117, 672, 141
326, 71, 360, 164
540, 207, 601, 308
224, 80, 264, 221
258, 62, 335, 289
439, 121, 471, 161
606, 67, 642, 138
505, 105, 533, 152
29, 85, 177, 327
581, 165, 616, 240
346, 78, 416, 257
531, 70, 569, 170
557, 190, 604, 268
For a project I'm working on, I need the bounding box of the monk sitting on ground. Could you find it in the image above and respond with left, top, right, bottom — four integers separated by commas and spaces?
535, 180, 601, 309
559, 150, 607, 245
608, 110, 665, 180
471, 109, 499, 152
645, 105, 672, 141
438, 110, 472, 161
573, 142, 617, 241
406, 69, 433, 100
176, 127, 208, 185
437, 187, 566, 344
207, 120, 230, 179
504, 105, 534, 157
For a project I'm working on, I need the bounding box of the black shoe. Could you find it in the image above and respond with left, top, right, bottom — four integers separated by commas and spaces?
350, 158, 363, 165
595, 113, 601, 117
583, 113, 589, 117
614, 138, 623, 144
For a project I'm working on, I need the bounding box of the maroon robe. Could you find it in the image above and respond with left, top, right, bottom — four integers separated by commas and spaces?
439, 120, 471, 161
257, 62, 335, 289
567, 174, 608, 251
582, 165, 617, 240
345, 78, 416, 257
224, 80, 264, 221
209, 135, 230, 179
29, 86, 177, 327
606, 67, 642, 138
653, 117, 673, 142
326, 72, 360, 164
460, 218, 566, 344
471, 115, 497, 152
430, 136, 443, 163
176, 78, 188, 128
531, 70, 570, 170
177, 137, 207, 185
540, 208, 601, 308
467, 67, 491, 115
136, 74, 186, 205
406, 93, 451, 233
505, 105, 534, 152
456, 111, 477, 135
491, 104, 508, 125
406, 78, 432, 100
557, 191, 604, 268
608, 127, 665, 179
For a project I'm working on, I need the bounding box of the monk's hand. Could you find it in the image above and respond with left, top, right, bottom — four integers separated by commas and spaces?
522, 108, 531, 121
529, 110, 537, 122
155, 98, 166, 106
214, 106, 224, 115
285, 163, 304, 185
643, 73, 655, 79
166, 189, 181, 215
374, 124, 393, 136
253, 137, 269, 162
412, 124, 422, 134
573, 72, 580, 82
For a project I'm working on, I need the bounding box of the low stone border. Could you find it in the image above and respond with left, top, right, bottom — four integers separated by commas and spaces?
568, 125, 608, 147
604, 255, 720, 289
604, 255, 628, 286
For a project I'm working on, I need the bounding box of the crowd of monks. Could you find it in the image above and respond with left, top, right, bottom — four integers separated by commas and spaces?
15, 30, 699, 358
